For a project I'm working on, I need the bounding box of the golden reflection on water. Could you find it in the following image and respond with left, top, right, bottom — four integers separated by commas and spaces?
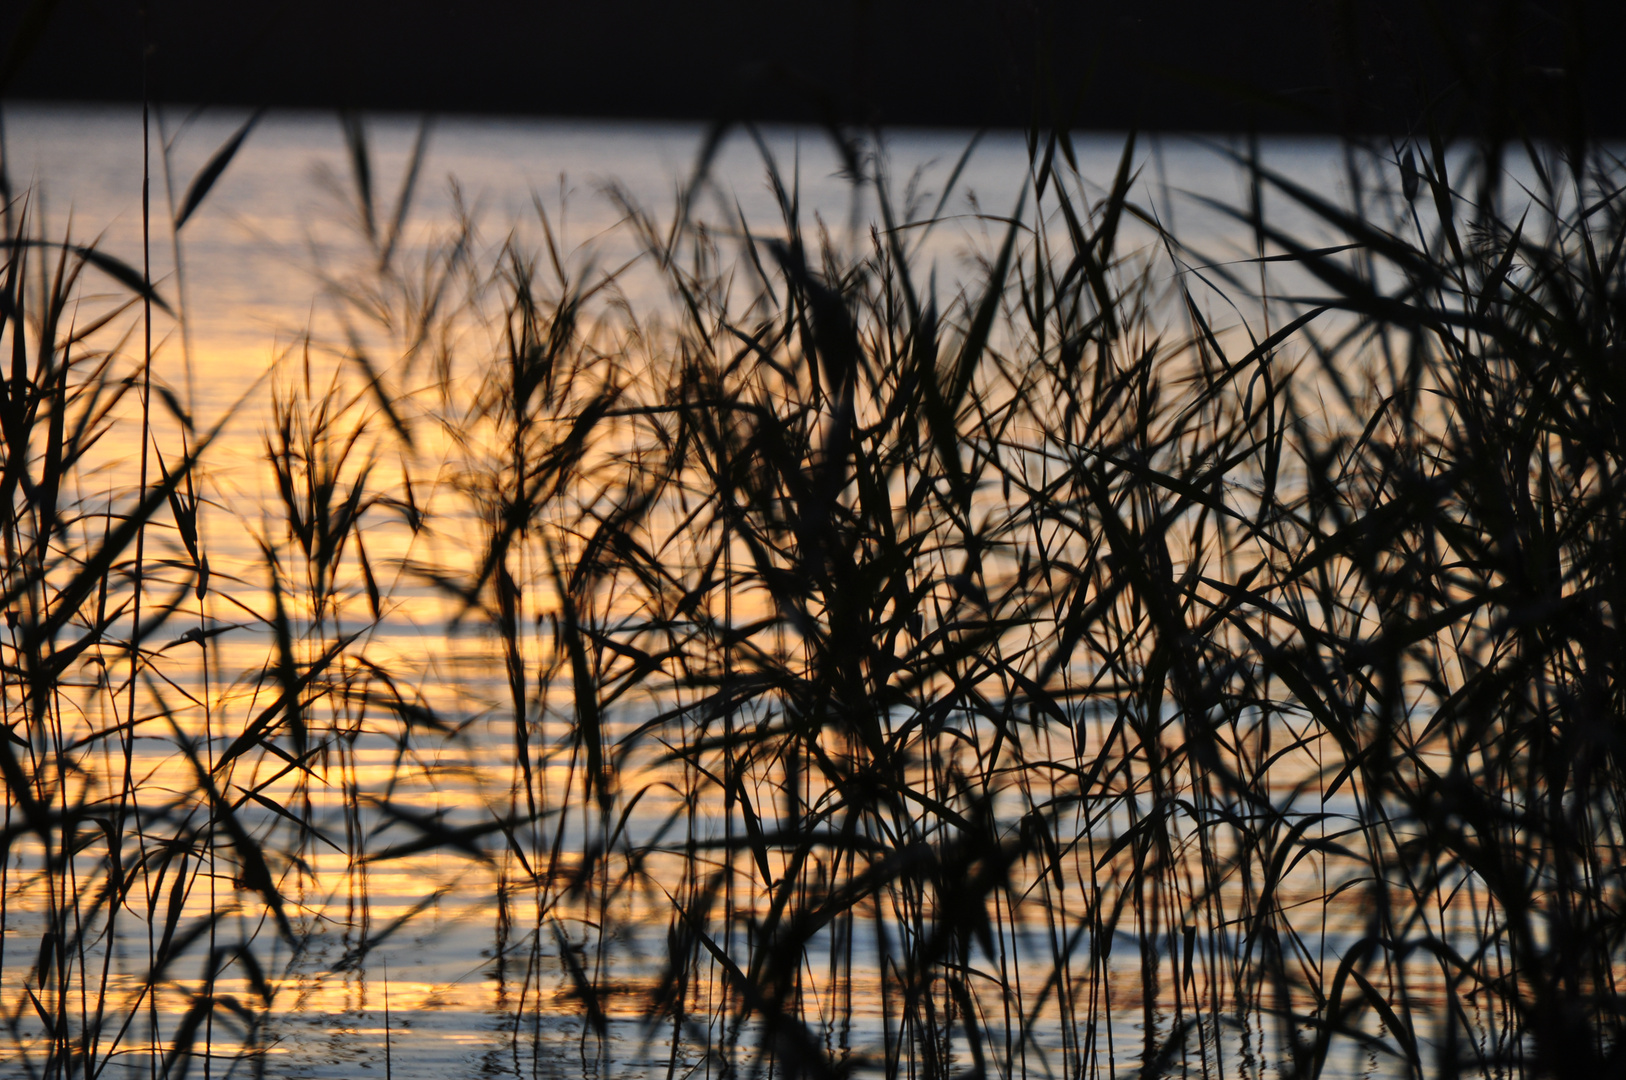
3, 108, 1561, 1080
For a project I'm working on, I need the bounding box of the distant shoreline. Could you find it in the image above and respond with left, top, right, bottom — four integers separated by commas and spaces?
4, 0, 1621, 136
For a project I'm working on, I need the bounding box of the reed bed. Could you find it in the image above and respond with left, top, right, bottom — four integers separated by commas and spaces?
0, 111, 1622, 1080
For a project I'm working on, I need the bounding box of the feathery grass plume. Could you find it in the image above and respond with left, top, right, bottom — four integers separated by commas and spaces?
3, 93, 1623, 1079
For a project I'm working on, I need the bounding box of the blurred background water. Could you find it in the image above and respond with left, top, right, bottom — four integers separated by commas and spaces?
0, 103, 1419, 1079
2, 103, 1352, 377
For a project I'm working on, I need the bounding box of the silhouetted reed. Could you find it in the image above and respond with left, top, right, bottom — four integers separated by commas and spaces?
1, 106, 1622, 1080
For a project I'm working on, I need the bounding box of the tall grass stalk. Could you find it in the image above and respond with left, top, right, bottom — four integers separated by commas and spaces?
0, 107, 1622, 1080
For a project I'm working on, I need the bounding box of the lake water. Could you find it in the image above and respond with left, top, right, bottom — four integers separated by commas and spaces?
0, 104, 1495, 1080
3, 103, 1355, 372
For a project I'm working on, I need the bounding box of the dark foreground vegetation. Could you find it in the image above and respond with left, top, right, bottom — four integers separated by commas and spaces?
0, 107, 1623, 1080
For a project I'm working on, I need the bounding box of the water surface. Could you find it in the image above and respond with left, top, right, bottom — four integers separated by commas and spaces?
0, 104, 1457, 1080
